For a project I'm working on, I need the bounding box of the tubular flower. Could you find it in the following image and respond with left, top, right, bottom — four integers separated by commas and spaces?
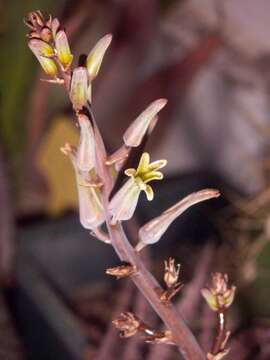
61, 144, 104, 229
28, 39, 58, 76
55, 30, 73, 68
137, 189, 220, 251
109, 152, 166, 224
86, 34, 112, 82
69, 67, 88, 111
123, 98, 167, 147
201, 273, 236, 312
76, 113, 96, 172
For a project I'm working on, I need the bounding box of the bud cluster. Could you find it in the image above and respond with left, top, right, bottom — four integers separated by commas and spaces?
201, 273, 236, 312
26, 11, 112, 111
25, 11, 72, 76
160, 258, 183, 303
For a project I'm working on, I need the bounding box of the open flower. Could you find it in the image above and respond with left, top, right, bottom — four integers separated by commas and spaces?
109, 152, 166, 224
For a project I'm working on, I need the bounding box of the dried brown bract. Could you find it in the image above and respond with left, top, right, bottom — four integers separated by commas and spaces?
106, 263, 137, 279
207, 348, 230, 360
160, 258, 183, 303
144, 330, 175, 346
112, 312, 143, 338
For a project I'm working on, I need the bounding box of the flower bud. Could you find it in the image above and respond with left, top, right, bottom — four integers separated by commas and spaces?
28, 38, 54, 57
51, 18, 60, 39
76, 113, 95, 172
69, 67, 88, 110
36, 57, 58, 76
109, 153, 167, 224
201, 273, 236, 312
25, 11, 45, 31
77, 179, 104, 229
123, 99, 167, 147
137, 189, 220, 251
28, 39, 58, 76
61, 143, 104, 229
55, 30, 73, 68
86, 34, 112, 81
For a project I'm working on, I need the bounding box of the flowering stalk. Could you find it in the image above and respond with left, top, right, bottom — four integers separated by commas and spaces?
24, 11, 222, 359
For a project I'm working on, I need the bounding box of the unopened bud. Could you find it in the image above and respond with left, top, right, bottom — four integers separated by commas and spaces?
123, 99, 167, 147
137, 189, 220, 251
61, 143, 104, 229
51, 18, 60, 39
76, 114, 95, 172
28, 38, 54, 57
69, 67, 88, 110
86, 34, 112, 81
201, 273, 236, 312
55, 30, 73, 68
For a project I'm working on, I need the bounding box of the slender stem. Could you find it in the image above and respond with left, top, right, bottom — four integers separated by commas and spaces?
88, 105, 204, 360
211, 310, 227, 355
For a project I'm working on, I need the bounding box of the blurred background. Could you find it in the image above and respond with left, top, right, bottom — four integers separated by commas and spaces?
1, 0, 270, 359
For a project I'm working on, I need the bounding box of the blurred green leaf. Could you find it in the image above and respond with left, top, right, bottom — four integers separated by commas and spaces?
0, 0, 56, 163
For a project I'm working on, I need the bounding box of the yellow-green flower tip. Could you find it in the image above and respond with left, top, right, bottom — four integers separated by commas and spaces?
86, 34, 112, 81
29, 38, 54, 57
55, 30, 73, 68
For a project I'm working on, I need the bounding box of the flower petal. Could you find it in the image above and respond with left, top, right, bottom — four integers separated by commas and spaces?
109, 178, 141, 224
135, 152, 150, 176
144, 184, 154, 201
